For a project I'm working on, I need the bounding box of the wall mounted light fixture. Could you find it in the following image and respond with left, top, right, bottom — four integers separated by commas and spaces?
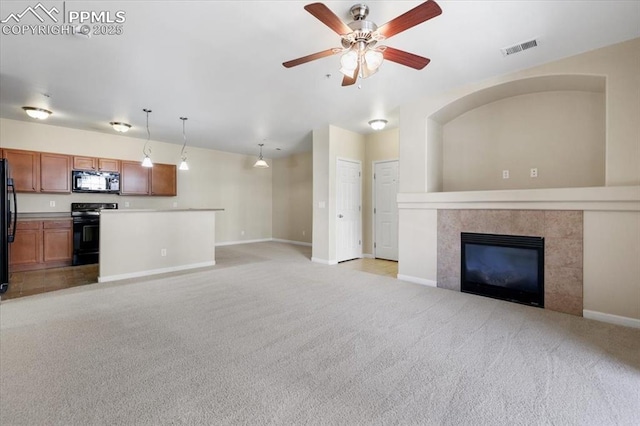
22, 106, 52, 120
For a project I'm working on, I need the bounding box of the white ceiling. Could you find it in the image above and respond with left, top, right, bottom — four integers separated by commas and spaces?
1, 1, 638, 158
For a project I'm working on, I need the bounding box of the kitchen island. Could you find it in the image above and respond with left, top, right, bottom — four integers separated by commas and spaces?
98, 208, 223, 282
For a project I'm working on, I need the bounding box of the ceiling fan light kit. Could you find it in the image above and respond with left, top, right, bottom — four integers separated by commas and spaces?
283, 1, 442, 86
22, 106, 52, 120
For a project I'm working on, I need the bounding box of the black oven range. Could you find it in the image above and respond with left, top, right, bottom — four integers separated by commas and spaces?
71, 202, 118, 266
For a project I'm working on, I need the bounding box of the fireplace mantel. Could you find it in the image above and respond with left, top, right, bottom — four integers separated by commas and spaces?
398, 186, 640, 211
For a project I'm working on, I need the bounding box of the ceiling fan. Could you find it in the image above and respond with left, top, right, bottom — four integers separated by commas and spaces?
283, 1, 442, 86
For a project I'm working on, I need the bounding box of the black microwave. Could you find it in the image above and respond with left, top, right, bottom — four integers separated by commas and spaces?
72, 170, 120, 194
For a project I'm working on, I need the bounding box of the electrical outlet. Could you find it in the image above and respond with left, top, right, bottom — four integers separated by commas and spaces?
302, 230, 306, 237
502, 170, 510, 179
241, 230, 245, 236
160, 248, 167, 257
49, 200, 55, 207
172, 202, 178, 208
124, 201, 130, 208
530, 168, 538, 178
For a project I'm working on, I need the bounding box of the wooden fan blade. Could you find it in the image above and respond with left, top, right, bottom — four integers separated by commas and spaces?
283, 48, 340, 68
377, 0, 442, 39
341, 64, 360, 86
382, 47, 431, 70
305, 3, 352, 36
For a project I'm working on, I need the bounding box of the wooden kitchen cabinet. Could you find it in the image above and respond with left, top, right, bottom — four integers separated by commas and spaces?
10, 219, 72, 271
120, 161, 150, 195
9, 221, 42, 269
40, 152, 71, 193
43, 220, 73, 263
121, 161, 176, 196
151, 163, 177, 196
2, 149, 39, 192
73, 156, 120, 172
3, 149, 70, 193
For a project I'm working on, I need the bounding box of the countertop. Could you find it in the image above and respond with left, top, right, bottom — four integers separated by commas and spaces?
100, 208, 224, 213
17, 212, 72, 221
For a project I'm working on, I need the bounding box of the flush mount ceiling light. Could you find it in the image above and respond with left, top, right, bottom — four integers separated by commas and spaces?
179, 117, 189, 171
22, 106, 52, 120
253, 143, 269, 168
368, 119, 387, 130
141, 108, 153, 168
110, 121, 131, 133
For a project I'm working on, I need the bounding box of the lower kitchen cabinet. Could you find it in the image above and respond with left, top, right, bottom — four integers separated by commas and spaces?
10, 219, 72, 271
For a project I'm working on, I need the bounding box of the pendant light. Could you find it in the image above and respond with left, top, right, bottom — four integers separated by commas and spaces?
253, 143, 269, 168
179, 117, 189, 171
141, 108, 153, 168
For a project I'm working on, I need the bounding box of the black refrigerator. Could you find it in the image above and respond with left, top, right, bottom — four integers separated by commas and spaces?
1, 158, 17, 294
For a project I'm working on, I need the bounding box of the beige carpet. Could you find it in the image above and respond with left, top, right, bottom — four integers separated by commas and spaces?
1, 242, 638, 425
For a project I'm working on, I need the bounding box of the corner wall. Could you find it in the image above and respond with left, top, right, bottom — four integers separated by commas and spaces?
272, 151, 312, 244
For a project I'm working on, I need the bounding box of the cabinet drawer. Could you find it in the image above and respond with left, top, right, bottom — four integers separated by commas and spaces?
16, 221, 42, 230
43, 220, 72, 229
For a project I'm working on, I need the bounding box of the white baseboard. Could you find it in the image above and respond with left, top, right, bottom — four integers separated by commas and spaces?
397, 274, 438, 288
215, 238, 272, 247
98, 261, 216, 283
271, 238, 312, 247
583, 310, 640, 329
363, 253, 374, 259
311, 257, 338, 265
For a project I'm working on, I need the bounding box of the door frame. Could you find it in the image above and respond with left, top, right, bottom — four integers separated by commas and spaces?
335, 157, 362, 262
372, 159, 399, 259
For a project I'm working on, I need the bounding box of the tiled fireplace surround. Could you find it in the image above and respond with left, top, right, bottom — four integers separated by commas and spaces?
437, 210, 583, 316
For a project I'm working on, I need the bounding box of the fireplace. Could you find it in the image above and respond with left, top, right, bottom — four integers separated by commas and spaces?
461, 232, 544, 308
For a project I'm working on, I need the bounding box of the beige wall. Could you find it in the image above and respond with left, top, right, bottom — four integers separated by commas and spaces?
397, 38, 640, 322
583, 211, 640, 320
363, 128, 399, 255
272, 151, 312, 244
442, 91, 606, 191
0, 118, 272, 244
100, 210, 217, 282
400, 38, 640, 193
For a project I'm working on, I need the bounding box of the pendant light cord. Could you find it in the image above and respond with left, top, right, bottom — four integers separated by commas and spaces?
180, 117, 188, 160
143, 108, 152, 156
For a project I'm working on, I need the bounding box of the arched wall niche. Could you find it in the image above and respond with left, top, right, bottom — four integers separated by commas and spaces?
427, 74, 606, 192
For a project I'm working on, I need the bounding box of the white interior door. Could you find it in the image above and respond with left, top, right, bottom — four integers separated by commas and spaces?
336, 159, 362, 263
374, 160, 399, 261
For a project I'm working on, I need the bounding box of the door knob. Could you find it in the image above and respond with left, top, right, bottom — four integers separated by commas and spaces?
338, 214, 343, 218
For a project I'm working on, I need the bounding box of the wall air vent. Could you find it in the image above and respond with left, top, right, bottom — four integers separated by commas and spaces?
501, 39, 538, 56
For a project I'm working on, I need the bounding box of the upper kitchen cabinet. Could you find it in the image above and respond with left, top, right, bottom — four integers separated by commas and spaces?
120, 161, 150, 195
73, 156, 120, 172
150, 163, 176, 196
3, 149, 71, 193
2, 149, 40, 192
120, 161, 176, 196
40, 153, 71, 193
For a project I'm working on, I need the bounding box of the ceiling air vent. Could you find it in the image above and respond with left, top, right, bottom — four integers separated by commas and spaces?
501, 39, 538, 56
